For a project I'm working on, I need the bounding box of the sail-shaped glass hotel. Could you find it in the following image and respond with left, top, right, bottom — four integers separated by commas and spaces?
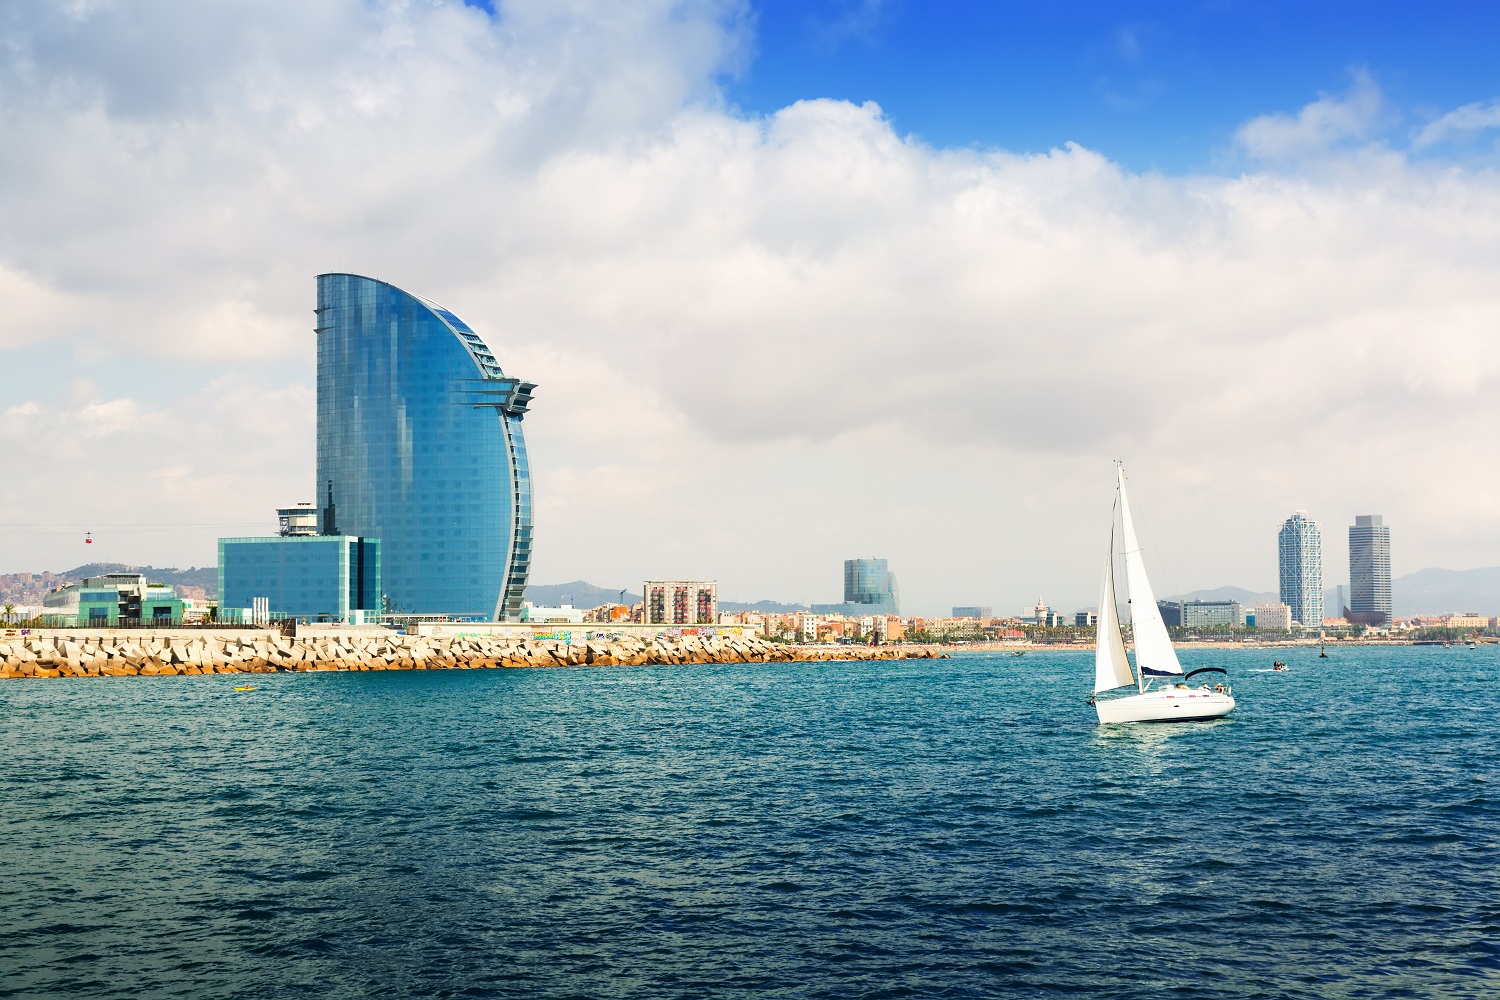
316, 274, 535, 619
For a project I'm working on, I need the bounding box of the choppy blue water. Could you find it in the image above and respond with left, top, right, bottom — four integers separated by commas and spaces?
2, 646, 1497, 998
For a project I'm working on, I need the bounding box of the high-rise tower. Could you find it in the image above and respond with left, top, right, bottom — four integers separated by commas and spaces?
1278, 511, 1323, 627
1348, 514, 1392, 626
315, 274, 536, 619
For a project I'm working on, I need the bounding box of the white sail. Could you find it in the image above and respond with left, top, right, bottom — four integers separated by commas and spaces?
1118, 467, 1183, 677
1094, 522, 1135, 693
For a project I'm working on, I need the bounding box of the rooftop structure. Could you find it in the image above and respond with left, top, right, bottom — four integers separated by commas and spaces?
316, 273, 535, 620
278, 503, 319, 537
953, 606, 992, 619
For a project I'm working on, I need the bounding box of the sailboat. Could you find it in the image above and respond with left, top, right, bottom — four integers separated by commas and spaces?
1090, 465, 1236, 724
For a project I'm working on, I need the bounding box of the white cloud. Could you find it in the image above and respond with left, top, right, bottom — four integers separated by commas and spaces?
805, 0, 899, 51
2, 4, 1500, 612
0, 372, 314, 570
0, 265, 81, 348
1413, 97, 1500, 148
1234, 69, 1384, 160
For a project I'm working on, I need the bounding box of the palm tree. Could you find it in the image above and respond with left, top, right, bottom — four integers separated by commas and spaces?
2, 603, 14, 623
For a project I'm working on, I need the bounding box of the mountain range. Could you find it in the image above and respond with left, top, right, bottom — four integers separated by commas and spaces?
1385, 567, 1500, 617
531, 571, 1500, 619
521, 580, 806, 614
0, 563, 217, 605
1168, 566, 1500, 617
1163, 586, 1277, 606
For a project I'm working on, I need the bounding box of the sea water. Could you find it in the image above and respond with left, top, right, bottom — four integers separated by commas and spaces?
2, 646, 1496, 998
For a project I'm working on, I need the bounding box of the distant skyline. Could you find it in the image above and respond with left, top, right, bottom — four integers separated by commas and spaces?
3, 2, 1500, 617
5, 560, 1500, 621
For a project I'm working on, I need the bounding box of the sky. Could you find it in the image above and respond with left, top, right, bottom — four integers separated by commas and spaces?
2, 0, 1500, 616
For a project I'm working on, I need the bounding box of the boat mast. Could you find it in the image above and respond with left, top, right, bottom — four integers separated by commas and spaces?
1117, 463, 1145, 694
1131, 535, 1145, 694
1093, 484, 1135, 696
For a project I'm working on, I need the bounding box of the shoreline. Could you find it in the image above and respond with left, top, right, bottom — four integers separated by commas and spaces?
3, 630, 1478, 679
0, 631, 950, 679
911, 637, 1489, 651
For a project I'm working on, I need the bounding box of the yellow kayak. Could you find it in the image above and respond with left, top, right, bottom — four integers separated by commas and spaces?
233, 685, 255, 692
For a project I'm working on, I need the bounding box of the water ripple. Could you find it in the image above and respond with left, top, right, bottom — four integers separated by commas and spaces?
2, 646, 1497, 998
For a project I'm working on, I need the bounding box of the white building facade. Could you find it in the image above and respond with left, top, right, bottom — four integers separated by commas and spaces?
1253, 602, 1293, 631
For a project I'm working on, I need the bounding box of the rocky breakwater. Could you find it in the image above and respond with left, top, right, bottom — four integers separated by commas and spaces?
0, 631, 944, 678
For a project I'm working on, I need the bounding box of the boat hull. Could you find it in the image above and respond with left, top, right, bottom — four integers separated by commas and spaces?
1095, 688, 1235, 724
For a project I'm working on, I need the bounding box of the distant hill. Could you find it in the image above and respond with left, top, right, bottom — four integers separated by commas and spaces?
522, 581, 803, 614
719, 599, 807, 614
0, 563, 218, 604
18, 565, 1494, 618
1163, 569, 1500, 617
523, 581, 642, 609
1163, 586, 1277, 606
4, 568, 807, 614
1393, 567, 1500, 616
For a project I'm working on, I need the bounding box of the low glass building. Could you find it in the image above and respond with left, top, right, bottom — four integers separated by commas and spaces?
1180, 600, 1245, 628
63, 573, 187, 626
316, 274, 535, 620
218, 535, 381, 623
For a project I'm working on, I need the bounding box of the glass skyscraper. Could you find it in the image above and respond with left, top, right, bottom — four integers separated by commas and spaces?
812, 558, 900, 616
1348, 514, 1392, 626
316, 274, 535, 620
1278, 511, 1323, 627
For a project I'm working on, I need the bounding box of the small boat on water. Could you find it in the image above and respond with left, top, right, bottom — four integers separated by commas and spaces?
233, 684, 255, 692
1273, 661, 1287, 671
1088, 465, 1236, 725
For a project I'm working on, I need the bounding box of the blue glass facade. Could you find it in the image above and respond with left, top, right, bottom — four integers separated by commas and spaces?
811, 558, 901, 616
315, 274, 534, 619
844, 558, 898, 609
219, 536, 381, 622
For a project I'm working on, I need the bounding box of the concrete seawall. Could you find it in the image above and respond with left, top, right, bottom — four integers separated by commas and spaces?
0, 630, 945, 678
